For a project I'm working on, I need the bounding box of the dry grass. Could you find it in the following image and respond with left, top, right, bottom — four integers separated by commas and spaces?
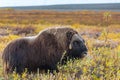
0, 10, 120, 25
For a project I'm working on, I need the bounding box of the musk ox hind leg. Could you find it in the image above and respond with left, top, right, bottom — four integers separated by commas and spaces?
2, 39, 28, 74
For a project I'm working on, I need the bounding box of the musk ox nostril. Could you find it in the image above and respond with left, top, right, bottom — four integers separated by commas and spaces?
82, 51, 87, 55
84, 51, 87, 54
82, 51, 88, 57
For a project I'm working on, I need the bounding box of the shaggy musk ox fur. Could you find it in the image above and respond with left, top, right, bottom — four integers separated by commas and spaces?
2, 27, 88, 74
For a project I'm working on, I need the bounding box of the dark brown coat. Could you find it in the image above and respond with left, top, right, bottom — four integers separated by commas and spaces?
2, 27, 86, 74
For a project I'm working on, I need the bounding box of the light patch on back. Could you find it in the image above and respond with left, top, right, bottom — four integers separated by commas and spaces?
23, 36, 37, 43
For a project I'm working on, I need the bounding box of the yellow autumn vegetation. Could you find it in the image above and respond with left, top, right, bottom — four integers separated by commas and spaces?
0, 10, 120, 79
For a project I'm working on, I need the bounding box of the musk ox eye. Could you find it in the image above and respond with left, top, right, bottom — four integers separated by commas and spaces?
73, 41, 80, 47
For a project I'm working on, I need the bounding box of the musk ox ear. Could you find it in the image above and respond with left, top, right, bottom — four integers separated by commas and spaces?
66, 31, 73, 40
66, 30, 78, 50
66, 31, 74, 40
66, 31, 76, 48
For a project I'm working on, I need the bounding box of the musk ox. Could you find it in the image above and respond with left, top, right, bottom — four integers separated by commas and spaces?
2, 27, 88, 74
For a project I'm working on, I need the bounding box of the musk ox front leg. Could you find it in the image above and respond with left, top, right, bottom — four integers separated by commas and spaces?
42, 64, 58, 73
48, 64, 59, 73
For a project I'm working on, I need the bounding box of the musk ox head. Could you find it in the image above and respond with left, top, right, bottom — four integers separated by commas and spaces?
67, 33, 88, 59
